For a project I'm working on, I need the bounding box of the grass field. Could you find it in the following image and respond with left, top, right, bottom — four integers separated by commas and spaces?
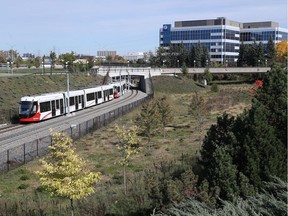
0, 75, 253, 215
0, 73, 103, 123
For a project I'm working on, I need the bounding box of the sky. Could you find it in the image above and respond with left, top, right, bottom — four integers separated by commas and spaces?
1, 0, 287, 56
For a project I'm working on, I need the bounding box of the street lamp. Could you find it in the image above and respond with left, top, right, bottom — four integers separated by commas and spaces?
265, 59, 267, 66
66, 62, 70, 115
225, 59, 228, 68
177, 59, 179, 68
206, 59, 208, 67
258, 59, 260, 67
193, 60, 196, 68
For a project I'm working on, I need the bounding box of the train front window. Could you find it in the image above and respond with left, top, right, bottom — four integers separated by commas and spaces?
19, 101, 33, 116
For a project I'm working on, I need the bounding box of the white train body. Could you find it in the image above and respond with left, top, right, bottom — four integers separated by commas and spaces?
19, 81, 128, 123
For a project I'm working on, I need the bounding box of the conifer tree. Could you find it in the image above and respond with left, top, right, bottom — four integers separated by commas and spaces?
135, 100, 160, 149
188, 92, 208, 140
194, 42, 202, 67
266, 36, 276, 63
36, 132, 101, 216
156, 96, 174, 138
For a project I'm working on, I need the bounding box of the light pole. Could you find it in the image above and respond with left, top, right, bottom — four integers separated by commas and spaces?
265, 59, 267, 66
177, 59, 179, 68
66, 62, 70, 115
193, 60, 196, 68
206, 59, 208, 67
258, 59, 260, 67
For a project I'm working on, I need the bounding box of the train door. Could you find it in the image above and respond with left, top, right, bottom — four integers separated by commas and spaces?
75, 96, 79, 110
52, 100, 56, 117
95, 92, 98, 104
60, 99, 64, 114
81, 95, 84, 108
104, 90, 107, 102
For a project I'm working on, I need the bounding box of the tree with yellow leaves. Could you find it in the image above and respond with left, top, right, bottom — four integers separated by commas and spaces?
36, 132, 101, 216
275, 40, 288, 61
115, 123, 141, 194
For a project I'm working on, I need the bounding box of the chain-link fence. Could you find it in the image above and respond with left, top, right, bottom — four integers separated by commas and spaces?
0, 96, 151, 172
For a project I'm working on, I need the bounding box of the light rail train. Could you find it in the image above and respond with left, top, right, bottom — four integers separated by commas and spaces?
19, 80, 128, 123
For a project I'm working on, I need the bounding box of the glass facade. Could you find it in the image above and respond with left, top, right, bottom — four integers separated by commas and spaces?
240, 28, 288, 50
160, 25, 240, 63
160, 19, 288, 64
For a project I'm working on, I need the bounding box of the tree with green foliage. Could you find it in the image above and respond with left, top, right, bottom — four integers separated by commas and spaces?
181, 62, 188, 77
49, 51, 57, 75
36, 132, 101, 216
266, 36, 276, 63
156, 96, 174, 138
153, 177, 287, 216
198, 64, 287, 202
203, 68, 212, 84
201, 46, 210, 67
194, 42, 202, 67
257, 42, 265, 66
188, 92, 208, 140
135, 100, 160, 150
237, 43, 248, 66
114, 123, 141, 194
59, 52, 76, 72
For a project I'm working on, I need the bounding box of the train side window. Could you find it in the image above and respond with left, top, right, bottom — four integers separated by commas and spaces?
97, 91, 102, 98
56, 100, 60, 109
109, 89, 113, 95
32, 102, 37, 114
40, 101, 51, 112
70, 97, 75, 106
87, 93, 95, 101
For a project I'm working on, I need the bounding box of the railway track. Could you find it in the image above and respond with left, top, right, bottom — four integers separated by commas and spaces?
0, 90, 144, 152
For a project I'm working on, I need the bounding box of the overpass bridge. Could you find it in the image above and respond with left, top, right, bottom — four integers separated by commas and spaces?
93, 66, 270, 95
93, 66, 270, 78
161, 67, 270, 75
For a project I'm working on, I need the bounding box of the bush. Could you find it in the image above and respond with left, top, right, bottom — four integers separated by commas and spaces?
18, 183, 29, 190
211, 84, 219, 92
20, 175, 30, 181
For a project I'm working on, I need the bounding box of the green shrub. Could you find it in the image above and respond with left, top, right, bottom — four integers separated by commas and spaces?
20, 175, 30, 181
211, 83, 219, 92
18, 183, 29, 190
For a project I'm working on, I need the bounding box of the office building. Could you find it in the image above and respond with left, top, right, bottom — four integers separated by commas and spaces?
160, 17, 288, 64
97, 51, 117, 58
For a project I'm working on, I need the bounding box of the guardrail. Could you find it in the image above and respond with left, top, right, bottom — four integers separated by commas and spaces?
0, 95, 151, 172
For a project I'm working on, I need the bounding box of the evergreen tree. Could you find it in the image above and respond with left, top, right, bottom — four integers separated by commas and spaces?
198, 64, 287, 201
210, 146, 239, 201
237, 43, 248, 66
248, 41, 258, 66
135, 100, 160, 149
266, 36, 276, 64
199, 114, 236, 173
188, 46, 195, 67
194, 42, 202, 67
256, 42, 265, 66
204, 68, 213, 84
181, 62, 188, 77
201, 46, 210, 67
156, 96, 174, 138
